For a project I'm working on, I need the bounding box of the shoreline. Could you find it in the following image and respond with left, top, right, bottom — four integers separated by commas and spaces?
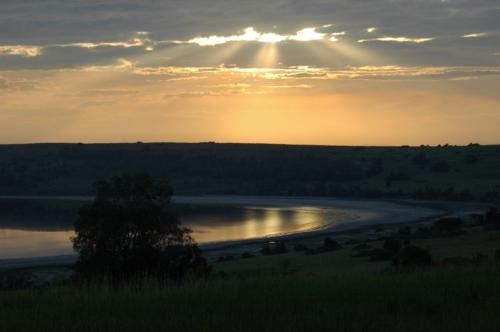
0, 196, 492, 271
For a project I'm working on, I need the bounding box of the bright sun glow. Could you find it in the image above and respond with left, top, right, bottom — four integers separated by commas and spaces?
187, 27, 326, 46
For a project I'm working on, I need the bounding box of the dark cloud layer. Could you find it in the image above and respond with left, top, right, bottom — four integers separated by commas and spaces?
0, 0, 499, 69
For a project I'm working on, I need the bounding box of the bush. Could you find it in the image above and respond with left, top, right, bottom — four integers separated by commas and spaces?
261, 245, 273, 256
495, 250, 500, 262
397, 226, 412, 237
431, 161, 451, 173
293, 244, 309, 252
241, 252, 255, 259
412, 153, 429, 167
217, 255, 236, 262
383, 238, 402, 253
431, 217, 463, 234
261, 242, 288, 256
352, 243, 371, 250
393, 245, 433, 271
274, 241, 289, 254
323, 237, 342, 251
464, 154, 478, 164
353, 248, 394, 261
484, 208, 500, 230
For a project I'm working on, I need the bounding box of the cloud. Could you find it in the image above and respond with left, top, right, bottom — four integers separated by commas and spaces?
462, 32, 488, 38
358, 36, 434, 43
263, 84, 312, 89
186, 26, 325, 46
0, 45, 42, 57
367, 27, 377, 33
91, 60, 500, 82
288, 28, 325, 41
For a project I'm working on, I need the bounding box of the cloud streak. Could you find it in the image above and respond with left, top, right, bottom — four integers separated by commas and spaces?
0, 45, 42, 57
358, 36, 434, 43
462, 32, 488, 38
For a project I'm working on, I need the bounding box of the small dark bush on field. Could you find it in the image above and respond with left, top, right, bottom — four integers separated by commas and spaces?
293, 244, 308, 252
484, 208, 500, 230
0, 273, 34, 291
352, 243, 371, 250
397, 226, 413, 237
305, 238, 342, 255
323, 237, 342, 251
383, 238, 402, 253
444, 252, 489, 266
354, 248, 394, 261
241, 252, 255, 259
217, 255, 236, 262
469, 213, 484, 225
261, 241, 288, 256
431, 217, 463, 235
495, 250, 500, 262
393, 245, 433, 271
412, 152, 429, 167
431, 161, 451, 173
464, 154, 478, 164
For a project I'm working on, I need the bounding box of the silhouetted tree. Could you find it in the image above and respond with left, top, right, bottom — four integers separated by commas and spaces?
72, 174, 210, 282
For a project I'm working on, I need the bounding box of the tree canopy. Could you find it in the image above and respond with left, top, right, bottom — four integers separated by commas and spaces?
72, 174, 210, 282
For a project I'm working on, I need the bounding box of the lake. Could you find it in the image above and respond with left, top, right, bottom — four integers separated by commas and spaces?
0, 196, 356, 259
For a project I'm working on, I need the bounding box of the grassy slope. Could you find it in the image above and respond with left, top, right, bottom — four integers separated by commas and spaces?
1, 265, 500, 332
213, 227, 500, 277
2, 228, 500, 331
0, 143, 499, 197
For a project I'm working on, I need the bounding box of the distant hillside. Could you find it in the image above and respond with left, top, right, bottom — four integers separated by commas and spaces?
0, 143, 499, 201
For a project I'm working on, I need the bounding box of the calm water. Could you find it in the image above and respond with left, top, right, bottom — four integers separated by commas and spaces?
0, 198, 349, 259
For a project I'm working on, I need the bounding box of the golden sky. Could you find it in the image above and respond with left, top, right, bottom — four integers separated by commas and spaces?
1, 1, 499, 145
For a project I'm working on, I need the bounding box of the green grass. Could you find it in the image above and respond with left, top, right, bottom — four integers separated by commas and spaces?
211, 227, 500, 278
1, 265, 500, 331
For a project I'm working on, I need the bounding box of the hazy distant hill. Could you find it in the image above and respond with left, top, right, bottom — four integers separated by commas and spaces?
0, 143, 499, 201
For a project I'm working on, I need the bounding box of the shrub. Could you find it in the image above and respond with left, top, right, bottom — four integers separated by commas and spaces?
464, 154, 478, 164
352, 243, 371, 250
366, 159, 384, 176
293, 244, 308, 252
217, 255, 235, 262
412, 152, 429, 167
383, 238, 402, 253
397, 226, 412, 237
261, 245, 273, 256
241, 252, 255, 259
274, 241, 289, 254
484, 208, 500, 230
323, 237, 342, 251
261, 242, 288, 255
353, 248, 394, 261
393, 245, 433, 271
495, 250, 500, 262
431, 217, 463, 234
431, 161, 451, 173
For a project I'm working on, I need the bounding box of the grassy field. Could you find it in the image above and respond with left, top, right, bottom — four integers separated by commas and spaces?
2, 222, 500, 331
1, 264, 500, 332
0, 143, 499, 200
210, 224, 500, 277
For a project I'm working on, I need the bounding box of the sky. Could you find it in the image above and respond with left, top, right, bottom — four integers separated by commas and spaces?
1, 0, 499, 145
